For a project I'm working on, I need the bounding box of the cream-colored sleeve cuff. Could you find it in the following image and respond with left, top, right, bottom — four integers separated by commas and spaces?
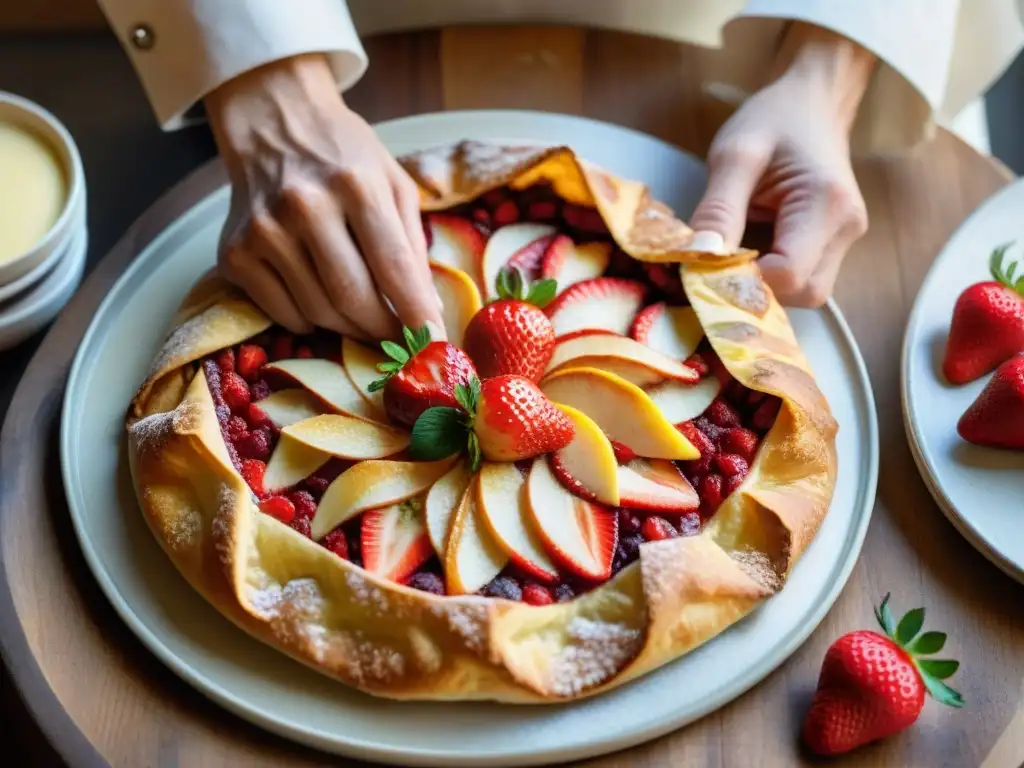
97, 0, 368, 131
731, 0, 959, 154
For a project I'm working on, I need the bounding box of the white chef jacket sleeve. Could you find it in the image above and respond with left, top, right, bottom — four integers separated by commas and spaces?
730, 0, 1024, 153
97, 0, 368, 131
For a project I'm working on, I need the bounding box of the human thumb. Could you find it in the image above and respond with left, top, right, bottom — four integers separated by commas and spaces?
689, 147, 770, 250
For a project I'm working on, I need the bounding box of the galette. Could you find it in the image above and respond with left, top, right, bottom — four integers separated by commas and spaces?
127, 141, 837, 702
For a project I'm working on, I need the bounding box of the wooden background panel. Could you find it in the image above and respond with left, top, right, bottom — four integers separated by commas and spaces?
0, 0, 105, 33
1, 26, 1022, 768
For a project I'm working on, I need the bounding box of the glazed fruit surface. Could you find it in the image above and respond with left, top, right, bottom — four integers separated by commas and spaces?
202, 182, 781, 603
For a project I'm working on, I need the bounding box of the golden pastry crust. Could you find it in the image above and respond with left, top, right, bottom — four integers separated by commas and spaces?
126, 142, 837, 702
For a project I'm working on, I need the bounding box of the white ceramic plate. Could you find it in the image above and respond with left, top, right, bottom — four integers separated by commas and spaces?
902, 178, 1024, 585
61, 111, 877, 766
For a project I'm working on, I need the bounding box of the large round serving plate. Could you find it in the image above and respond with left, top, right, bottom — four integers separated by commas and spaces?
902, 178, 1024, 585
61, 110, 877, 767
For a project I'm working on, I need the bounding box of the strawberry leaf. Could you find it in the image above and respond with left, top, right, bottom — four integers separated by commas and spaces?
376, 361, 402, 374
402, 326, 418, 352
455, 382, 477, 414
495, 267, 524, 301
367, 376, 388, 393
467, 431, 482, 472
875, 593, 896, 637
919, 671, 965, 709
918, 658, 959, 680
989, 242, 1022, 295
381, 340, 410, 365
526, 278, 558, 308
412, 324, 432, 353
908, 630, 946, 655
896, 606, 925, 645
410, 407, 467, 460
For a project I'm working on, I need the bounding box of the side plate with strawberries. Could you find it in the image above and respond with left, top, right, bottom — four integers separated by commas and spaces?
903, 185, 1024, 585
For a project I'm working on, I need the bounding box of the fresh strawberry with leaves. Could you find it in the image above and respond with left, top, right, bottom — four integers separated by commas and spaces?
943, 243, 1024, 384
957, 354, 1024, 449
802, 594, 964, 756
409, 375, 574, 468
369, 326, 477, 429
463, 267, 558, 381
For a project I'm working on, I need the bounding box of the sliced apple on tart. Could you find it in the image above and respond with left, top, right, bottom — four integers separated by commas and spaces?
444, 475, 508, 595
540, 367, 699, 460
477, 462, 558, 582
311, 457, 455, 540
264, 359, 383, 422
255, 389, 325, 428
430, 262, 484, 347
545, 333, 699, 387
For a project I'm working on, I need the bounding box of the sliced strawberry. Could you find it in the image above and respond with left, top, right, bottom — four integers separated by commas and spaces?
215, 348, 235, 375
719, 427, 759, 462
609, 439, 637, 464
482, 223, 557, 296
545, 277, 647, 338
236, 344, 267, 381
427, 214, 487, 286
630, 302, 704, 361
527, 456, 618, 581
539, 236, 611, 289
617, 458, 700, 513
521, 582, 555, 606
360, 499, 434, 583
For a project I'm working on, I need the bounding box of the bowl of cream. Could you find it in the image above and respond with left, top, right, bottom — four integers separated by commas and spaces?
0, 92, 86, 288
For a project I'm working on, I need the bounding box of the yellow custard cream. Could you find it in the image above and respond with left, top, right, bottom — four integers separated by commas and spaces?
0, 121, 67, 263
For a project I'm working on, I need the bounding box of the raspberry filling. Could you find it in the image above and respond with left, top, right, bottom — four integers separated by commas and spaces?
202, 183, 780, 603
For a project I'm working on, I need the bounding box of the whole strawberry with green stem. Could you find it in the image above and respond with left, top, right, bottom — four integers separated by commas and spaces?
408, 375, 574, 469
802, 594, 964, 756
463, 266, 558, 381
943, 243, 1024, 384
368, 325, 477, 428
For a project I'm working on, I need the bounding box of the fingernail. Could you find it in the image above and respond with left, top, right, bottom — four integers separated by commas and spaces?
690, 230, 727, 253
425, 320, 447, 341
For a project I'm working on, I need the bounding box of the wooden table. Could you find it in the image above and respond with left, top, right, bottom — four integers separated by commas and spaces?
2, 28, 1023, 768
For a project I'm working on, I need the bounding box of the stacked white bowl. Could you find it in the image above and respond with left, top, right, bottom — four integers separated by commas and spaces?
0, 91, 88, 351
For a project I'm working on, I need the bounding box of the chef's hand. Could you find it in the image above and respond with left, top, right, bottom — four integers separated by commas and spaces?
205, 54, 444, 339
690, 24, 876, 308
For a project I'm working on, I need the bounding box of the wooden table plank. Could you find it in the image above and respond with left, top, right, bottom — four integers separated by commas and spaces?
2, 28, 1022, 768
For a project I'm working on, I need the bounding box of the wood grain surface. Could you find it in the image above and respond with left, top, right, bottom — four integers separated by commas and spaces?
2, 28, 1023, 768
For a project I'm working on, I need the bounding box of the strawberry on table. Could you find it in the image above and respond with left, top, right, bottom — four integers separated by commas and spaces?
957, 354, 1024, 449
369, 325, 477, 428
943, 243, 1024, 384
463, 266, 557, 380
802, 594, 963, 757
409, 375, 574, 468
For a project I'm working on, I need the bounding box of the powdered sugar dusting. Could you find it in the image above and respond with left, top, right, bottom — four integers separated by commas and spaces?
343, 569, 393, 618
460, 141, 549, 188
148, 304, 233, 378
430, 599, 489, 655
210, 484, 241, 568
550, 617, 641, 696
130, 410, 176, 457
